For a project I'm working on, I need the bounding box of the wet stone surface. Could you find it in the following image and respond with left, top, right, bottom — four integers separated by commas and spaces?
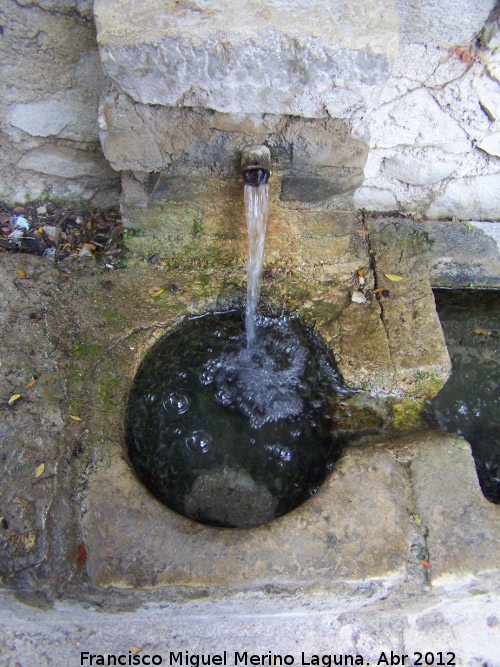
0, 219, 496, 599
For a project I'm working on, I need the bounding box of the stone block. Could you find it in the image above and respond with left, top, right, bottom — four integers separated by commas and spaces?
94, 0, 397, 119
8, 89, 100, 143
370, 89, 471, 154
15, 0, 93, 19
354, 186, 397, 211
382, 151, 458, 186
82, 441, 413, 588
0, 0, 116, 205
427, 173, 500, 220
366, 219, 452, 396
421, 220, 500, 288
99, 91, 369, 180
393, 0, 493, 44
281, 168, 364, 205
409, 433, 500, 581
16, 145, 117, 179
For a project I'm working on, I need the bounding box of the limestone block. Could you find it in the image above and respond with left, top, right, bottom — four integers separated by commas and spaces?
99, 91, 368, 201
285, 117, 369, 169
431, 68, 493, 148
478, 132, 500, 156
366, 219, 452, 393
83, 442, 413, 588
427, 173, 500, 220
422, 220, 500, 288
410, 433, 500, 581
354, 186, 397, 211
14, 0, 93, 19
8, 90, 98, 142
17, 145, 117, 179
383, 151, 458, 185
281, 167, 364, 204
94, 0, 398, 119
371, 89, 471, 154
0, 0, 115, 205
393, 0, 493, 44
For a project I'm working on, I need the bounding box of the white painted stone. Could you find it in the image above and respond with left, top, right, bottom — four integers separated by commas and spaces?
473, 73, 500, 120
16, 145, 116, 179
383, 151, 458, 185
371, 89, 470, 154
363, 151, 389, 179
427, 174, 500, 220
431, 66, 491, 144
94, 0, 398, 118
477, 132, 500, 157
354, 186, 397, 211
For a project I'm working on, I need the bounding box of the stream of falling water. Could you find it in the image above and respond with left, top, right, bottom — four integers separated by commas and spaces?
244, 182, 269, 348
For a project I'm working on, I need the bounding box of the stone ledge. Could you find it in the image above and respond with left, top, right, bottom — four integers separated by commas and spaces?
94, 0, 398, 117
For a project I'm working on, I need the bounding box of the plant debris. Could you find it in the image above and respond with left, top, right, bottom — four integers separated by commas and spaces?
0, 200, 124, 269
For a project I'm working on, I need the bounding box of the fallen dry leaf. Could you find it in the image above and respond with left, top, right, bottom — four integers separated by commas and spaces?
35, 463, 45, 478
371, 288, 385, 295
25, 379, 36, 388
69, 415, 82, 421
77, 541, 87, 566
8, 394, 21, 405
384, 273, 404, 282
17, 269, 27, 278
129, 647, 143, 653
355, 229, 369, 235
357, 268, 364, 277
150, 288, 164, 297
420, 559, 431, 569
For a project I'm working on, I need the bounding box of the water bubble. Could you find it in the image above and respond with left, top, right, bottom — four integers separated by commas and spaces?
199, 370, 214, 386
185, 430, 213, 454
163, 392, 190, 414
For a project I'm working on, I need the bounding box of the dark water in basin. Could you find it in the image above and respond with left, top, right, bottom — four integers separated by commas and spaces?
425, 289, 500, 503
125, 311, 350, 527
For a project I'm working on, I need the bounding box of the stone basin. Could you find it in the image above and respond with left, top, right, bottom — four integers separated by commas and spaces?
1, 218, 499, 662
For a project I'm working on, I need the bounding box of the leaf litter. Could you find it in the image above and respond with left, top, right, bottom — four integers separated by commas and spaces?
0, 199, 124, 269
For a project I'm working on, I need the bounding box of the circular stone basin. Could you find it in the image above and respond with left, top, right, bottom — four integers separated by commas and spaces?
125, 312, 349, 528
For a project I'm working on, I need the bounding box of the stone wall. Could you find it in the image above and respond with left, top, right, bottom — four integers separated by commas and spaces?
357, 0, 500, 219
2, 0, 500, 221
0, 0, 120, 207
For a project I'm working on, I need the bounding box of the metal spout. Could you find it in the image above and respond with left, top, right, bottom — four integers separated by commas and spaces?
241, 145, 271, 187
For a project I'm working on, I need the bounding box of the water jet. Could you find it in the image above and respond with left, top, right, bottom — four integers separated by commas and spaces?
125, 147, 354, 528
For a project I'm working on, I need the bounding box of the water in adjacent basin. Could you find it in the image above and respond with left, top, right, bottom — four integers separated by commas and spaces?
425, 289, 500, 503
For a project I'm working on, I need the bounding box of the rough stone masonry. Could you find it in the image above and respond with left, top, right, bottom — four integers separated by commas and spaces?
2, 0, 500, 222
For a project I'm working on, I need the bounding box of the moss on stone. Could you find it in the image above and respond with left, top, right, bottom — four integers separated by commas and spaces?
391, 399, 425, 430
